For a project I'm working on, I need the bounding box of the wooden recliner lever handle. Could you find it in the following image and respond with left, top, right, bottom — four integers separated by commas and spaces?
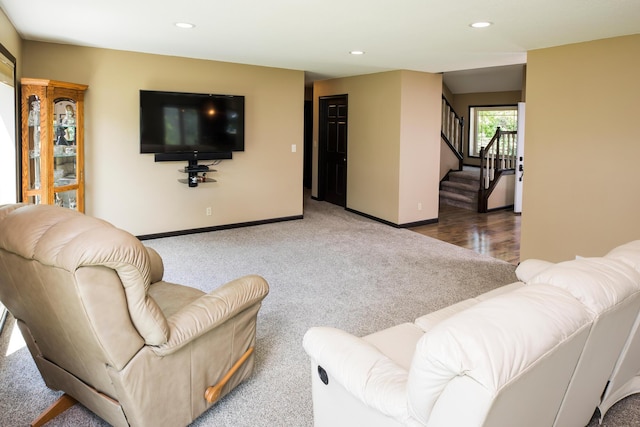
31, 393, 77, 427
205, 346, 255, 404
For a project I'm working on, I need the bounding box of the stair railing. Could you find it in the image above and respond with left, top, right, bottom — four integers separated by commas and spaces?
441, 96, 464, 170
478, 127, 517, 212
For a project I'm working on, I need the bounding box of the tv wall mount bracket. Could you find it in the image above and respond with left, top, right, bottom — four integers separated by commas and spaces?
178, 160, 217, 187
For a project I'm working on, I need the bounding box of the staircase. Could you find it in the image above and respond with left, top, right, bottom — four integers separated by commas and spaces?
439, 97, 518, 213
440, 95, 476, 210
439, 169, 480, 211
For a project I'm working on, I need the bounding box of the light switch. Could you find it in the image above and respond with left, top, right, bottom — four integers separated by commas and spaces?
291, 144, 297, 153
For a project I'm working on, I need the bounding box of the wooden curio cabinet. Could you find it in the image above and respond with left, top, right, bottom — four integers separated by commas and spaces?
21, 78, 88, 211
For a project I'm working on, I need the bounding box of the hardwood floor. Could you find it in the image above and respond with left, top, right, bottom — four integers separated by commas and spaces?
410, 204, 521, 265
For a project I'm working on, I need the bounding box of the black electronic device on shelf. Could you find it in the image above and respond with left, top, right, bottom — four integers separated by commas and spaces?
182, 164, 210, 173
178, 159, 217, 187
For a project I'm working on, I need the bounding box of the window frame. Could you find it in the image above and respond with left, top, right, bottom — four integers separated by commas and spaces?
468, 104, 518, 158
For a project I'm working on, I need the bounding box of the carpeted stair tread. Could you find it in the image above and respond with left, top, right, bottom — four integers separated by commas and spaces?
439, 196, 476, 210
440, 168, 480, 211
441, 180, 478, 193
449, 170, 480, 183
439, 190, 474, 203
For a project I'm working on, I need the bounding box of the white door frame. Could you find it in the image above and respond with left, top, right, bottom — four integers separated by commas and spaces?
514, 102, 525, 213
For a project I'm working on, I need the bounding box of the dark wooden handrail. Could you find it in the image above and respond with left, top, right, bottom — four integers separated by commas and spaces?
441, 96, 464, 170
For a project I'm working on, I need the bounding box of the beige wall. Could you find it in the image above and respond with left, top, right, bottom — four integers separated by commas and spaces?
442, 81, 453, 102
22, 41, 304, 235
487, 174, 515, 210
521, 34, 640, 261
440, 140, 460, 180
0, 11, 21, 205
451, 90, 523, 166
0, 9, 21, 74
313, 70, 441, 225
398, 71, 442, 224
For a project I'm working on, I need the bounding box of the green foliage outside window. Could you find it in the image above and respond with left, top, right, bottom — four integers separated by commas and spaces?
470, 107, 518, 156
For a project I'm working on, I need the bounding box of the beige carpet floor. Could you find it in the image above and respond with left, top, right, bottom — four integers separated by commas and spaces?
0, 196, 637, 426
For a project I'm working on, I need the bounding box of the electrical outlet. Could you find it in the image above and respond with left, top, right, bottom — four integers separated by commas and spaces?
418, 202, 423, 211
206, 207, 212, 216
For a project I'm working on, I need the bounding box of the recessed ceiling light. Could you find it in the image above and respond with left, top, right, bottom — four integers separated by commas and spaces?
350, 50, 365, 55
470, 22, 492, 28
175, 22, 195, 29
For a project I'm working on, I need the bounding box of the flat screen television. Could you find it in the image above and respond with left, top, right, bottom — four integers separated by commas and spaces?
140, 90, 245, 161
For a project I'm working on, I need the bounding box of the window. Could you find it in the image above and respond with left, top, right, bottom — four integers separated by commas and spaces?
468, 105, 517, 157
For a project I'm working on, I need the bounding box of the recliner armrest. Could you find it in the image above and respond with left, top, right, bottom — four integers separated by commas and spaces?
145, 246, 164, 284
152, 275, 269, 356
302, 326, 409, 421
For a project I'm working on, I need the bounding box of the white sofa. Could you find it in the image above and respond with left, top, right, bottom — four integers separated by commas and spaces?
594, 241, 640, 421
303, 241, 640, 427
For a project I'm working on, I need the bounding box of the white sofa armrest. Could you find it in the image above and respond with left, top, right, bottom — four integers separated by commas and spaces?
515, 259, 554, 282
303, 326, 409, 421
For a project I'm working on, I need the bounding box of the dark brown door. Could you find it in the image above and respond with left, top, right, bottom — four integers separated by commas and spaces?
303, 100, 313, 189
318, 95, 348, 207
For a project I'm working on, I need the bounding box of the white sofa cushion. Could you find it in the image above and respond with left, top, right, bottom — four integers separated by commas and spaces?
414, 282, 525, 332
406, 285, 591, 426
520, 257, 640, 314
515, 258, 554, 282
606, 240, 640, 273
363, 323, 425, 370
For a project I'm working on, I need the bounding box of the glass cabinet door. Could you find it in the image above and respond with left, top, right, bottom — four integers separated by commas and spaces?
26, 95, 42, 204
53, 98, 78, 208
54, 189, 78, 209
21, 78, 87, 211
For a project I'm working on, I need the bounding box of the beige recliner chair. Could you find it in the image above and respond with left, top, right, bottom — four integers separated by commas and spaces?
0, 203, 269, 426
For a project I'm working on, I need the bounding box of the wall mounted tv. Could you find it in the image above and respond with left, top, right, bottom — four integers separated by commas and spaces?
140, 90, 245, 162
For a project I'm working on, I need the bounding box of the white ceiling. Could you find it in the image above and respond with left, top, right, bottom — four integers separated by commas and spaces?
443, 64, 524, 94
2, 0, 639, 93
